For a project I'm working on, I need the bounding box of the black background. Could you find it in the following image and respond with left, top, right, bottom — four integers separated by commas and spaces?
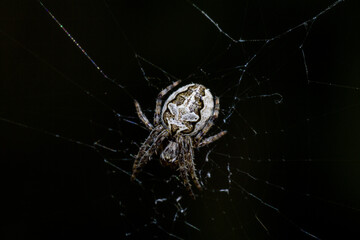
1, 0, 360, 239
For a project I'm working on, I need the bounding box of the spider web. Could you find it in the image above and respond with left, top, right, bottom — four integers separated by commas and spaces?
1, 0, 360, 239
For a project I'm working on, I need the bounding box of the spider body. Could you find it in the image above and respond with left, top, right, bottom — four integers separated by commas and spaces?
131, 81, 227, 198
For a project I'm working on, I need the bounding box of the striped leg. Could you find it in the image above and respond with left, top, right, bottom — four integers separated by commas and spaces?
153, 80, 182, 125
131, 126, 168, 181
177, 136, 195, 199
134, 100, 154, 130
198, 130, 227, 148
185, 137, 202, 191
194, 96, 220, 144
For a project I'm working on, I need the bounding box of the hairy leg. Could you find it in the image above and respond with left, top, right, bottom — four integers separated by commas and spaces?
185, 136, 202, 191
194, 96, 220, 144
134, 100, 154, 130
153, 80, 182, 125
198, 130, 227, 148
131, 125, 167, 181
177, 135, 195, 199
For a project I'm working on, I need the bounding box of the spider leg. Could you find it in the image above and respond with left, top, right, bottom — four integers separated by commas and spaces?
177, 136, 195, 199
131, 126, 168, 181
134, 100, 154, 130
131, 130, 158, 181
185, 136, 202, 191
194, 96, 220, 144
153, 80, 182, 125
197, 130, 227, 148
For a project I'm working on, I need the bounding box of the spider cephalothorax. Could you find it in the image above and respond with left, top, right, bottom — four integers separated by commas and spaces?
131, 80, 227, 198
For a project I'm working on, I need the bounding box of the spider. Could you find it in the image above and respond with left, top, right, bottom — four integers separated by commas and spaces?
131, 80, 227, 198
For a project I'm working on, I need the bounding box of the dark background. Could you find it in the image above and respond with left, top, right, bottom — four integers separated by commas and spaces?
1, 0, 360, 239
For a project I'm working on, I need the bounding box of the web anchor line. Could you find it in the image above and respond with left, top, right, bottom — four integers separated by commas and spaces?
189, 0, 344, 44
39, 1, 123, 89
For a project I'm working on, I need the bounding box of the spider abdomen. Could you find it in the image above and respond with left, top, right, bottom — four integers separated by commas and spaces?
161, 84, 214, 136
